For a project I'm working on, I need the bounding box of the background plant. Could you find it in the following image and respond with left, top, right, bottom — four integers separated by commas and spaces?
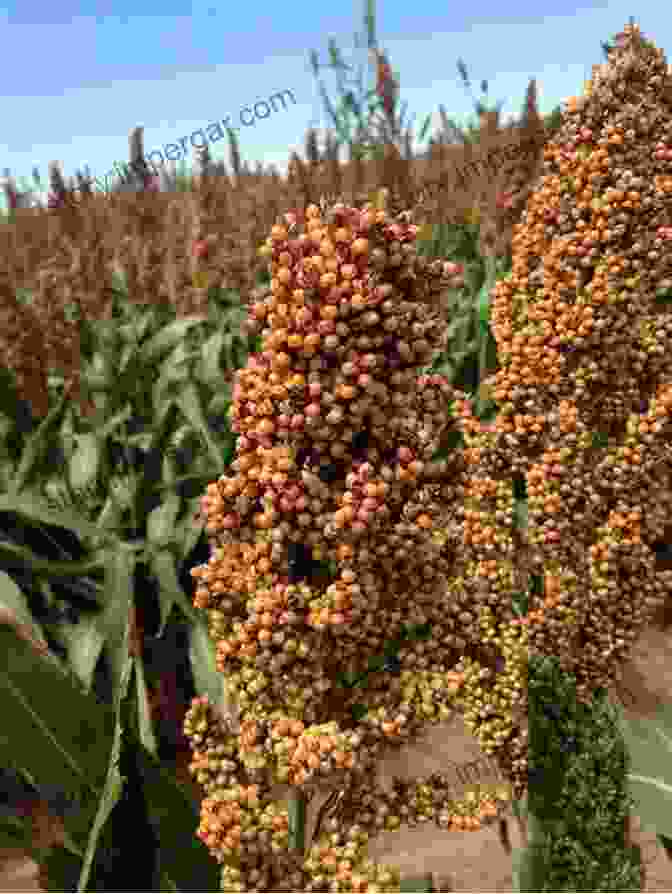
514, 654, 643, 892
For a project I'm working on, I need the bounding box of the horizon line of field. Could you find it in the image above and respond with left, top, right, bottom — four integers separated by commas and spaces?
3, 88, 298, 200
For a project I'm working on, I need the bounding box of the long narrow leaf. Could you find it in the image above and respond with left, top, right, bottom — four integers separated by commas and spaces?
122, 725, 220, 891
288, 791, 307, 853
175, 383, 225, 468
0, 627, 116, 857
0, 491, 118, 546
12, 391, 69, 494
134, 656, 158, 756
75, 716, 124, 891
75, 650, 133, 891
617, 702, 672, 839
150, 548, 199, 628
97, 545, 136, 713
188, 621, 222, 705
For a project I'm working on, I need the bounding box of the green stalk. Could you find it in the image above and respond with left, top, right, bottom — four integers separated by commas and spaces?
288, 789, 307, 854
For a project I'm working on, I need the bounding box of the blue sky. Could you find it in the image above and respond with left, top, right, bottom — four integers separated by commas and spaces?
0, 0, 668, 206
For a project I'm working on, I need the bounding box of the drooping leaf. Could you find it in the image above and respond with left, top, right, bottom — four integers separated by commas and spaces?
0, 491, 118, 547
150, 548, 199, 631
76, 645, 134, 892
75, 715, 125, 891
121, 725, 220, 892
188, 621, 222, 705
0, 540, 107, 580
0, 627, 116, 857
616, 702, 672, 840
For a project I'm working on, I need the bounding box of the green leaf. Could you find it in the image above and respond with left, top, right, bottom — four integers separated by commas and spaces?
367, 655, 387, 672
198, 330, 227, 383
188, 621, 222, 705
477, 281, 491, 334
12, 391, 69, 494
175, 383, 225, 468
0, 569, 48, 648
172, 496, 206, 566
432, 430, 464, 457
41, 846, 83, 892
139, 318, 207, 367
288, 792, 307, 853
74, 645, 133, 892
134, 656, 158, 756
591, 431, 610, 448
514, 499, 528, 531
617, 702, 672, 839
68, 433, 102, 492
51, 613, 106, 692
404, 622, 433, 641
337, 670, 361, 689
75, 726, 125, 892
655, 286, 672, 303
146, 493, 181, 549
96, 492, 125, 533
351, 703, 368, 721
332, 107, 355, 145
150, 548, 199, 631
94, 405, 134, 440
511, 591, 529, 617
511, 843, 543, 892
0, 539, 108, 579
0, 627, 116, 856
0, 814, 33, 852
122, 726, 220, 892
418, 112, 433, 142
0, 491, 118, 547
399, 878, 434, 892
97, 545, 136, 713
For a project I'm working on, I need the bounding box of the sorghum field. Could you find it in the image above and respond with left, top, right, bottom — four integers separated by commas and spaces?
1, 8, 672, 893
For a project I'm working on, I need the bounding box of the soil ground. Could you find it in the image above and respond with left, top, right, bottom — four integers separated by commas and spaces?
2, 626, 671, 892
